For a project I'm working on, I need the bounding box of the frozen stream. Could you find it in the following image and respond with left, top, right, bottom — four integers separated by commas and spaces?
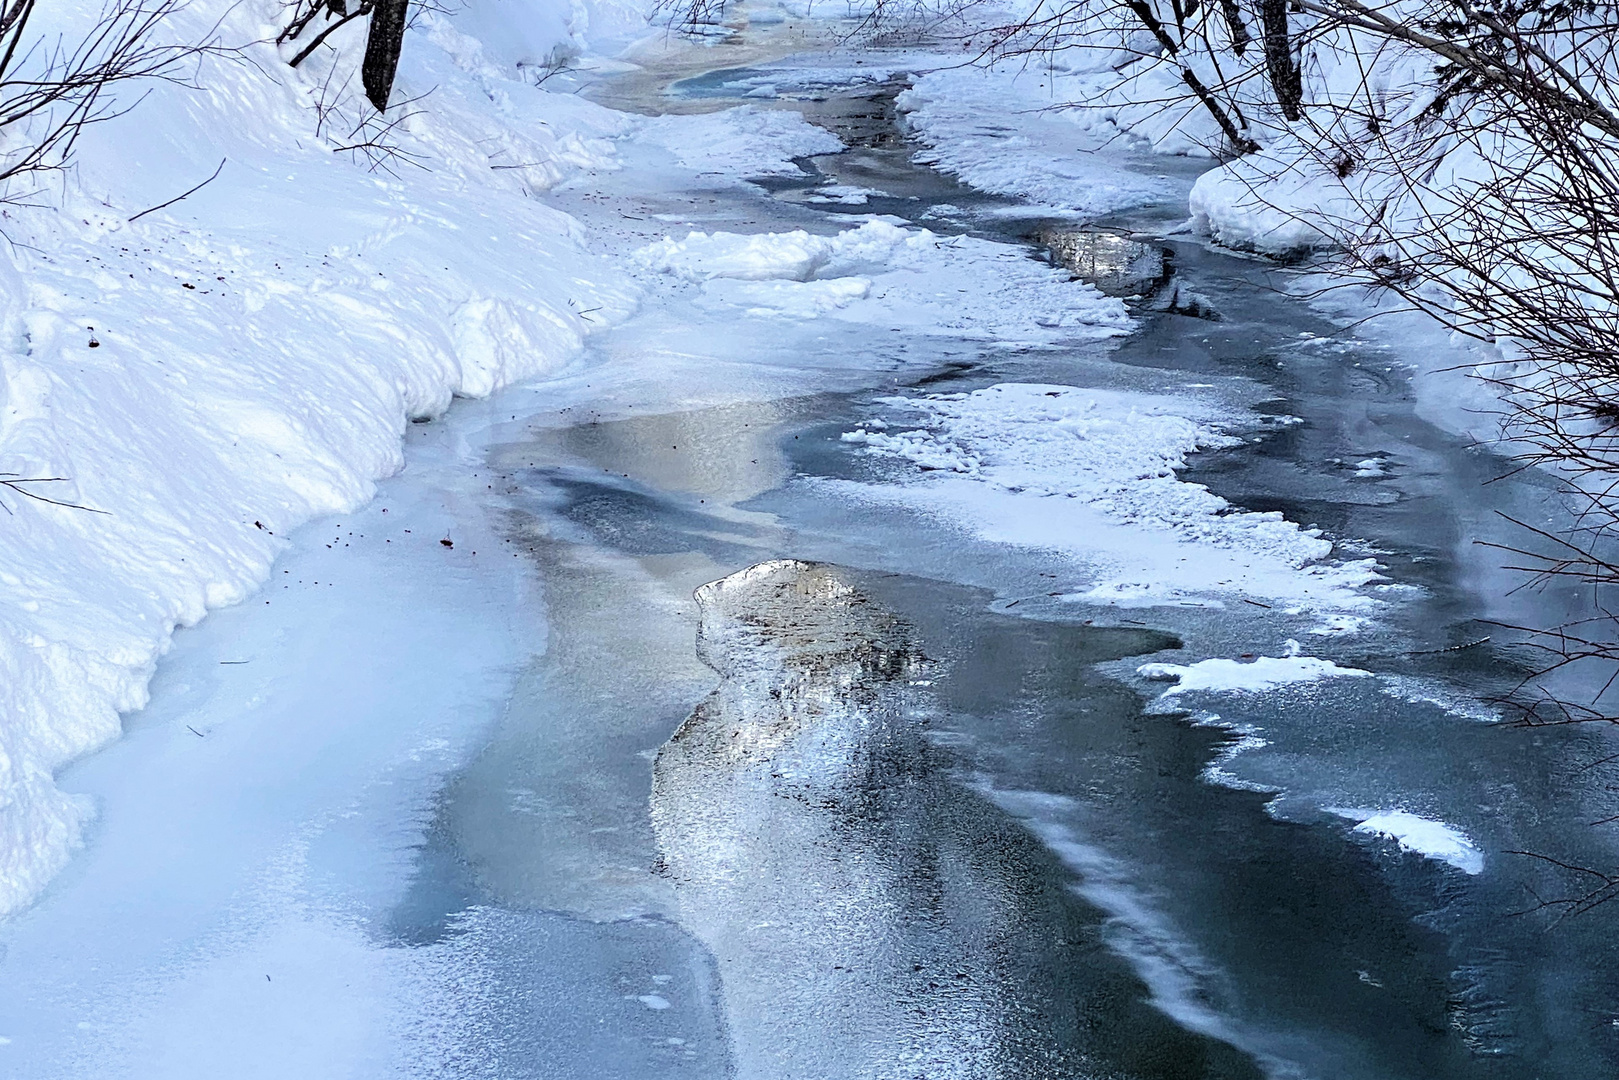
4, 14, 1619, 1080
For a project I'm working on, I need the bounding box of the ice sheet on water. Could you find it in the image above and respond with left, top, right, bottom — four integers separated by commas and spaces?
1183, 712, 1280, 795
840, 382, 1383, 612
637, 105, 843, 179
981, 784, 1299, 1077
896, 64, 1184, 213
653, 560, 1072, 1075
1138, 661, 1495, 876
800, 183, 881, 205
0, 413, 557, 1075
1378, 675, 1501, 723
636, 222, 1133, 341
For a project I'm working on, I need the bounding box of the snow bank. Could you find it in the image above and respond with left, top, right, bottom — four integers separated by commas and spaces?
637, 221, 1134, 338
1139, 654, 1371, 696
843, 382, 1382, 610
0, 0, 650, 918
639, 106, 843, 177
897, 63, 1181, 215
1329, 808, 1485, 875
1188, 153, 1338, 255
887, 1, 1538, 275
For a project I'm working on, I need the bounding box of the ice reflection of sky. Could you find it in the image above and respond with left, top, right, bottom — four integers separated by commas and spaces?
1038, 227, 1167, 296
651, 559, 1261, 1080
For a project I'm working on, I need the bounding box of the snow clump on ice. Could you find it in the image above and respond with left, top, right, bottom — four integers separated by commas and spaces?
1328, 809, 1486, 875
637, 221, 1135, 339
1138, 655, 1372, 696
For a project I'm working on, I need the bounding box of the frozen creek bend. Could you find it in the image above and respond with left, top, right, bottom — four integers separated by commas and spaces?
5, 16, 1619, 1080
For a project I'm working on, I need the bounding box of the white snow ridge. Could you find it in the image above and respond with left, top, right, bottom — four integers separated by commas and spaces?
1139, 655, 1372, 697
636, 221, 1134, 339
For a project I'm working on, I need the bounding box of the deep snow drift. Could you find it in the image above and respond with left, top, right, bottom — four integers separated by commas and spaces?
0, 0, 662, 918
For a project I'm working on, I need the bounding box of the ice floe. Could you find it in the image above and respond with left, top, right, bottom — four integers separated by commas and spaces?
1139, 655, 1372, 697
637, 221, 1134, 340
842, 382, 1384, 611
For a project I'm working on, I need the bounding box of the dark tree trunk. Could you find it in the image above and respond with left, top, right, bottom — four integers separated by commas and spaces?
1123, 0, 1259, 153
1220, 0, 1251, 55
362, 0, 407, 112
1260, 0, 1303, 121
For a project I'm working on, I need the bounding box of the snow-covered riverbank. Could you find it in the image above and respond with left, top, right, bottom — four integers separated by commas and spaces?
0, 0, 666, 918
5, 2, 1619, 1077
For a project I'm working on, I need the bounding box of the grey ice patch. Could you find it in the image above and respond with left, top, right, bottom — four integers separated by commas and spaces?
1150, 276, 1222, 320
648, 560, 1267, 1079
1036, 227, 1169, 297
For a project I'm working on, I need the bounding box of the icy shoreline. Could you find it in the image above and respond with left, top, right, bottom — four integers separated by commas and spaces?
0, 0, 658, 918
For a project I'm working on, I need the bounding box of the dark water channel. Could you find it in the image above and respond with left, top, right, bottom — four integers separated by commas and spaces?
396, 41, 1619, 1080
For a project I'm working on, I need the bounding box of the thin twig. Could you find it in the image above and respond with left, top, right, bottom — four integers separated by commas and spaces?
127, 157, 224, 222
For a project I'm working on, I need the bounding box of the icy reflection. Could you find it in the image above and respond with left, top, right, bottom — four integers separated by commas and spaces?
1037, 227, 1168, 296
653, 559, 1004, 1077
500, 398, 797, 505
650, 560, 1259, 1079
688, 559, 920, 757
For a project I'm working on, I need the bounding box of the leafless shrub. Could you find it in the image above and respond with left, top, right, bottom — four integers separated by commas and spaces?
1506, 848, 1619, 919
520, 51, 576, 88
282, 0, 376, 68
0, 0, 226, 199
933, 0, 1322, 152
329, 87, 430, 172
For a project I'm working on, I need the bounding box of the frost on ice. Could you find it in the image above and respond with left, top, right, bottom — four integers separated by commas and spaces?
843, 382, 1383, 612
